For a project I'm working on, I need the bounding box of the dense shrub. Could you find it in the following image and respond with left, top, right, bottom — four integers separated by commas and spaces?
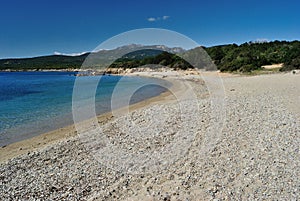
205, 40, 300, 72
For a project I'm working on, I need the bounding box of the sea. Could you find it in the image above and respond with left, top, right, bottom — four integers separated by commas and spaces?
0, 71, 170, 146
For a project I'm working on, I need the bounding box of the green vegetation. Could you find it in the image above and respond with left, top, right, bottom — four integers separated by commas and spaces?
0, 54, 88, 70
1, 41, 300, 72
204, 40, 300, 72
109, 50, 193, 70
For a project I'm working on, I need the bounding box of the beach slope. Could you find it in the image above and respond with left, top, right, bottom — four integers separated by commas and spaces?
0, 72, 299, 200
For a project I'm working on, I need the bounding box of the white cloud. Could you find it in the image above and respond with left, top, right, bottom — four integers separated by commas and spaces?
54, 51, 88, 56
255, 38, 269, 43
147, 17, 157, 22
54, 51, 62, 55
147, 16, 170, 22
163, 16, 170, 20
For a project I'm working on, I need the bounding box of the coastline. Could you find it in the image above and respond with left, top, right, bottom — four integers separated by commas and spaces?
0, 69, 281, 163
0, 71, 299, 200
0, 70, 293, 163
0, 72, 187, 164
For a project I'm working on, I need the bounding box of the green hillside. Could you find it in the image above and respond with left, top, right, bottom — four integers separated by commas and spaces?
1, 41, 300, 72
205, 40, 300, 72
0, 54, 88, 70
110, 50, 193, 70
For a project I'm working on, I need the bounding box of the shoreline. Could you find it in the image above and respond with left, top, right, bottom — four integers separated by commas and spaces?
1, 72, 299, 200
1, 70, 295, 163
0, 69, 262, 163
0, 72, 186, 164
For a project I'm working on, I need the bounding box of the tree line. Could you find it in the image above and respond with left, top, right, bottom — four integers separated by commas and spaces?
204, 40, 300, 72
1, 41, 300, 72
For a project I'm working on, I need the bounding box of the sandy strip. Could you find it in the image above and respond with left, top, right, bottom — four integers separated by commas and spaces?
262, 63, 283, 69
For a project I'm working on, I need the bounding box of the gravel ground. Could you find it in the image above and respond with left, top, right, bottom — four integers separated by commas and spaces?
0, 72, 299, 200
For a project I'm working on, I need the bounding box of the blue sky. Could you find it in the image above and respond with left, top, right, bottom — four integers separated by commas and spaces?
0, 0, 299, 58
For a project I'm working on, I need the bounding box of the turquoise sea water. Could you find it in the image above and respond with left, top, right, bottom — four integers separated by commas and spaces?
0, 72, 170, 146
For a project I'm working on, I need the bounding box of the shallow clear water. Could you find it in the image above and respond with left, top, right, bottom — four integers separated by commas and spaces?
0, 71, 170, 146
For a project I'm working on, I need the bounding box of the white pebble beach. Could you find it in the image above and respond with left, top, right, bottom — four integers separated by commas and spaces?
0, 71, 299, 200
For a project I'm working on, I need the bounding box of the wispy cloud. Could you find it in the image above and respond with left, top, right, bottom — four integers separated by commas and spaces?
162, 15, 170, 20
147, 17, 157, 22
251, 38, 269, 44
147, 16, 170, 22
54, 51, 88, 56
255, 38, 269, 43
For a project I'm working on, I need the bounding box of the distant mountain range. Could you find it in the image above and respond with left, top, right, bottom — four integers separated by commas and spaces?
0, 45, 187, 70
1, 41, 300, 72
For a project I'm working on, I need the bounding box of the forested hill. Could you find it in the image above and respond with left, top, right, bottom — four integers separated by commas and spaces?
204, 40, 300, 72
1, 41, 300, 72
0, 54, 88, 70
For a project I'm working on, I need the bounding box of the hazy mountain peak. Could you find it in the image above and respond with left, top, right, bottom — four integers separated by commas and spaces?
102, 44, 186, 54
